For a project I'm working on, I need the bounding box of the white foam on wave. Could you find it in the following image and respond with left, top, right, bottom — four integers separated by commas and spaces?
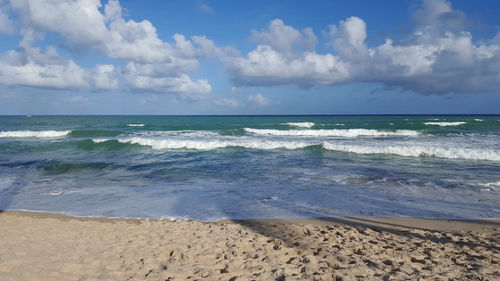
244, 128, 419, 137
424, 122, 467, 126
483, 181, 500, 189
0, 130, 71, 138
473, 119, 483, 122
92, 138, 110, 143
136, 130, 220, 137
92, 137, 312, 150
322, 142, 500, 161
284, 122, 315, 128
127, 123, 145, 127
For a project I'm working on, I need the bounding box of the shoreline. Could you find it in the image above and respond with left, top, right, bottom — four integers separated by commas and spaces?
1, 210, 499, 280
2, 210, 500, 233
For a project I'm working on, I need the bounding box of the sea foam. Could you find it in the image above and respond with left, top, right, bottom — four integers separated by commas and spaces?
244, 128, 419, 137
93, 137, 312, 150
322, 142, 500, 161
127, 124, 145, 127
0, 130, 71, 138
424, 122, 467, 126
284, 122, 315, 128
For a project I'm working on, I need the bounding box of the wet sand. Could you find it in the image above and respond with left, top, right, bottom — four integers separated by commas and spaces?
0, 211, 499, 280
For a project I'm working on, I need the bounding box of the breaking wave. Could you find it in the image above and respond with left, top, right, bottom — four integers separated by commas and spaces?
93, 137, 312, 150
90, 136, 500, 161
322, 142, 500, 161
283, 122, 315, 128
424, 122, 467, 126
127, 124, 145, 127
0, 130, 71, 138
244, 128, 420, 137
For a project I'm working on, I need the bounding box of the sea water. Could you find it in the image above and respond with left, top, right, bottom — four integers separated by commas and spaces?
0, 115, 499, 220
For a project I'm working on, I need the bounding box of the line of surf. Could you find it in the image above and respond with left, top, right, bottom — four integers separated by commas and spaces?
283, 122, 315, 128
244, 128, 420, 137
322, 142, 500, 161
0, 130, 71, 138
90, 137, 499, 161
424, 122, 467, 126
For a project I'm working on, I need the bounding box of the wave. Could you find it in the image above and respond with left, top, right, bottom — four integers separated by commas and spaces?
244, 128, 420, 137
92, 137, 312, 150
482, 182, 500, 190
283, 122, 315, 128
474, 119, 483, 122
424, 122, 467, 126
322, 142, 500, 161
0, 130, 71, 138
127, 124, 145, 127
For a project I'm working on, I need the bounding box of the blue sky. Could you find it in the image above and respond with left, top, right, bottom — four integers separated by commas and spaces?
0, 0, 499, 115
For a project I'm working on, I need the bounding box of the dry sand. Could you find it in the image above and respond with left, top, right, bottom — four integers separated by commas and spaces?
0, 211, 499, 281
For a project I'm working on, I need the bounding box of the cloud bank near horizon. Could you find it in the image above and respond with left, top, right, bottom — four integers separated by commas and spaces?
0, 0, 499, 100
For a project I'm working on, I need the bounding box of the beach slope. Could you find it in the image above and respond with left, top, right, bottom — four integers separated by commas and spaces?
0, 211, 498, 280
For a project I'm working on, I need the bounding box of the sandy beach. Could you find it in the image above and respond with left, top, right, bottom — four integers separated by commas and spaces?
0, 211, 498, 281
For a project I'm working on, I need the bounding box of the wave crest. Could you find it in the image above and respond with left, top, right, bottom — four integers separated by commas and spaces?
424, 122, 467, 126
322, 142, 500, 161
283, 122, 315, 128
244, 128, 419, 137
93, 137, 312, 150
0, 130, 71, 138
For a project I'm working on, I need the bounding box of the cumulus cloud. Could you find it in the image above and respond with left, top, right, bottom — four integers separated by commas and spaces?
91, 64, 118, 90
248, 93, 270, 107
0, 30, 89, 89
225, 0, 500, 95
251, 19, 317, 55
412, 0, 467, 32
0, 28, 119, 90
3, 0, 217, 98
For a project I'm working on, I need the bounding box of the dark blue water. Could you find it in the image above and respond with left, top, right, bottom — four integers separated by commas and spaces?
0, 115, 499, 220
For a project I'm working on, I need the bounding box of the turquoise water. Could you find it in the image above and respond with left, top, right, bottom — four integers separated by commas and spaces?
0, 115, 499, 220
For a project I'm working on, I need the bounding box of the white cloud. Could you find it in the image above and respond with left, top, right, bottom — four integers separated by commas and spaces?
91, 64, 118, 90
225, 45, 350, 87
412, 0, 467, 32
0, 29, 118, 90
251, 19, 317, 55
214, 98, 238, 107
124, 71, 211, 100
248, 93, 270, 107
225, 1, 500, 95
0, 34, 89, 89
5, 0, 215, 97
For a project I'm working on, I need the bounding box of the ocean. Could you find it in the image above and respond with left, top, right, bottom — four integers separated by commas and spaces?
0, 115, 499, 220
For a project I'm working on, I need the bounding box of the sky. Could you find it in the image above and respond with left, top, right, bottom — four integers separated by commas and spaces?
0, 0, 499, 115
